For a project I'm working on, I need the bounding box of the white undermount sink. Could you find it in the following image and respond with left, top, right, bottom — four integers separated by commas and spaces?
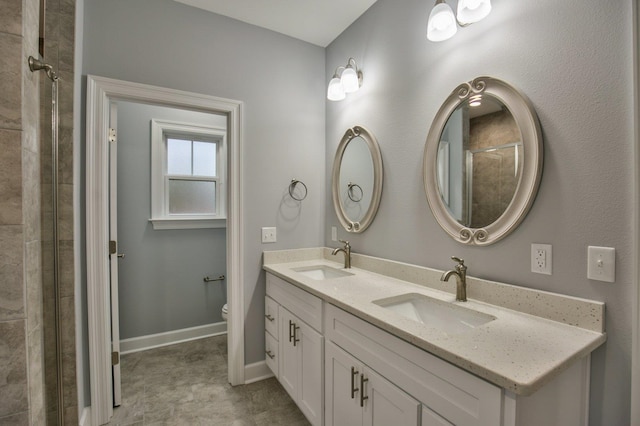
292, 265, 354, 280
373, 293, 496, 334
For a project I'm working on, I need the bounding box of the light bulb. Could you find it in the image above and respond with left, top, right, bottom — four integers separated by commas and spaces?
327, 76, 346, 101
341, 67, 360, 93
457, 0, 492, 25
469, 94, 482, 107
427, 1, 457, 42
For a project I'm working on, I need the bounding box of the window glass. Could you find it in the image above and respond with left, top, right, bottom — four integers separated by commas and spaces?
167, 138, 192, 175
193, 141, 216, 177
168, 179, 216, 214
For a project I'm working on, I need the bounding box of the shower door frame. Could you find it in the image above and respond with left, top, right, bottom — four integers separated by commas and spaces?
85, 75, 245, 425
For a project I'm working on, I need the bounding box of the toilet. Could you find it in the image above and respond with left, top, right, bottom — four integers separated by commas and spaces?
221, 303, 228, 321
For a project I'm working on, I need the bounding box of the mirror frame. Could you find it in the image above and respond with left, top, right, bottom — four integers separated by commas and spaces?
424, 76, 543, 245
332, 126, 384, 233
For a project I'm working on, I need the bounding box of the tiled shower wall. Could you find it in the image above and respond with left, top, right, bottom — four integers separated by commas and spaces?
468, 110, 520, 228
0, 0, 77, 424
0, 0, 46, 423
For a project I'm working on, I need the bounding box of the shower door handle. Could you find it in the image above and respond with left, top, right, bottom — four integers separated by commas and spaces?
116, 253, 125, 259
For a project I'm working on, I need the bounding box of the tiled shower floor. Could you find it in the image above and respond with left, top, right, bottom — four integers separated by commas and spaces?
107, 335, 310, 425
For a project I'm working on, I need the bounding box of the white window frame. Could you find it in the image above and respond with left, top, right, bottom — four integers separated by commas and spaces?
150, 119, 227, 230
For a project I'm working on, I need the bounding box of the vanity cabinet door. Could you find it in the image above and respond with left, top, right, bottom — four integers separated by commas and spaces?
279, 307, 299, 400
279, 307, 323, 426
325, 341, 364, 426
326, 341, 420, 426
363, 367, 420, 426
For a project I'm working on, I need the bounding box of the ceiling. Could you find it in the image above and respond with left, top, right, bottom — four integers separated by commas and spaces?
173, 0, 379, 47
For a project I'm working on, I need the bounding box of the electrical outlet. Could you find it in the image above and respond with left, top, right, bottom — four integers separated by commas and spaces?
261, 227, 276, 243
531, 243, 552, 275
331, 226, 337, 242
587, 246, 615, 282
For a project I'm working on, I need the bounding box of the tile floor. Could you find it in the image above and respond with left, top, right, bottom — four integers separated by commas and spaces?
107, 335, 310, 425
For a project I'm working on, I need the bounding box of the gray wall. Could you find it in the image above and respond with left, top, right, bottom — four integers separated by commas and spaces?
115, 101, 227, 339
81, 0, 326, 370
325, 0, 633, 425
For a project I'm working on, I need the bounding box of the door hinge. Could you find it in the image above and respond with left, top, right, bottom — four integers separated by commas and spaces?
108, 128, 116, 143
109, 240, 117, 255
112, 351, 120, 366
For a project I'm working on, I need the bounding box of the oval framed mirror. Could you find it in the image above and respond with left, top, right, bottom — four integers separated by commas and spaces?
332, 126, 383, 233
424, 76, 543, 245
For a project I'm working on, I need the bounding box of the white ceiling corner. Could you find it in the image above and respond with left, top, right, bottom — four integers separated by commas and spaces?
173, 0, 378, 47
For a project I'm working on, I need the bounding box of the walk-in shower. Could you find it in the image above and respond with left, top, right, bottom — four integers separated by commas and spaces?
28, 55, 64, 426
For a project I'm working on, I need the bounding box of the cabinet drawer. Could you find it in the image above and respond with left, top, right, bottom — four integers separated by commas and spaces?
266, 273, 323, 331
265, 331, 278, 377
325, 304, 502, 426
265, 296, 279, 339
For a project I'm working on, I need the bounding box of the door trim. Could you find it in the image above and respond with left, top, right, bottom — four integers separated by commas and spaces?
85, 75, 244, 425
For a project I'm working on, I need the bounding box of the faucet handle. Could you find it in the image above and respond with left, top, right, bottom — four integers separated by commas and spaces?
451, 256, 464, 265
339, 239, 350, 247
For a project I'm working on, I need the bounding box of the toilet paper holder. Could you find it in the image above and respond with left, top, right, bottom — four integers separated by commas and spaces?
203, 275, 225, 283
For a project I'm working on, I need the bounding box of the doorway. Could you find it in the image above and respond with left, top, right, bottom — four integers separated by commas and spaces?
112, 99, 230, 404
86, 75, 244, 426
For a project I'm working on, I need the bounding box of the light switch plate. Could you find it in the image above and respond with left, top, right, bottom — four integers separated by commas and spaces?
331, 226, 337, 242
587, 246, 615, 282
261, 227, 276, 243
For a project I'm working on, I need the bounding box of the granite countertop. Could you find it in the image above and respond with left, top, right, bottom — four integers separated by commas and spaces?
263, 248, 606, 396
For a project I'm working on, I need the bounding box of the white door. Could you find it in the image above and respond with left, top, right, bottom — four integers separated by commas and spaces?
297, 319, 323, 426
108, 103, 122, 406
279, 307, 299, 400
363, 366, 420, 426
325, 341, 363, 426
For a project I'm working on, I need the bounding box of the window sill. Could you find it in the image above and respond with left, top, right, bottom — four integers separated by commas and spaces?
149, 217, 227, 230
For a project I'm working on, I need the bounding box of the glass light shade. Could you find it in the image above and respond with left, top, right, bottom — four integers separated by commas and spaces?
457, 0, 492, 25
327, 76, 346, 101
468, 94, 482, 107
427, 2, 457, 42
341, 67, 360, 93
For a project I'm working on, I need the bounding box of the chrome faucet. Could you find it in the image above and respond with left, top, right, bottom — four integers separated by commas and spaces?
332, 239, 352, 269
441, 256, 468, 302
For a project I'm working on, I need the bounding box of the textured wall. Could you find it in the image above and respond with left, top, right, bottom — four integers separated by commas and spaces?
325, 0, 633, 424
81, 0, 326, 371
115, 101, 228, 339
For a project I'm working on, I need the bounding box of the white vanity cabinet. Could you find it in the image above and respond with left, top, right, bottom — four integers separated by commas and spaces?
325, 304, 502, 426
266, 273, 324, 426
325, 341, 420, 426
265, 269, 594, 426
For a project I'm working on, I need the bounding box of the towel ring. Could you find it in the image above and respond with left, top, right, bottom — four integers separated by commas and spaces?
289, 179, 308, 201
347, 183, 363, 202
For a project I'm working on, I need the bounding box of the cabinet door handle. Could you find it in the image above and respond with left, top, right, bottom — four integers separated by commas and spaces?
350, 366, 359, 399
360, 374, 369, 407
293, 324, 300, 347
289, 320, 294, 343
265, 350, 275, 360
265, 314, 275, 322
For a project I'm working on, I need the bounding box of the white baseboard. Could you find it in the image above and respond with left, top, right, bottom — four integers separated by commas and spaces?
244, 360, 274, 384
120, 322, 227, 354
79, 406, 91, 426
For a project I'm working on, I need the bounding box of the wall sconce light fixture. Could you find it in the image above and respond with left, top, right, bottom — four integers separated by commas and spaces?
327, 58, 363, 101
427, 0, 492, 42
